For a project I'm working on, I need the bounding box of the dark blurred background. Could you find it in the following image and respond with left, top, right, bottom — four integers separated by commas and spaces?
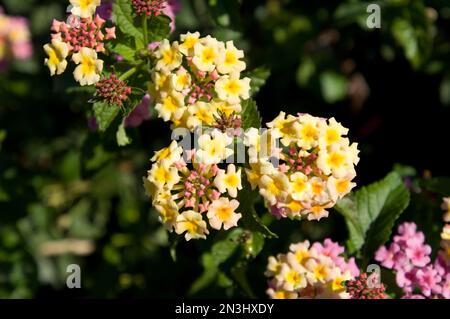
0, 0, 449, 298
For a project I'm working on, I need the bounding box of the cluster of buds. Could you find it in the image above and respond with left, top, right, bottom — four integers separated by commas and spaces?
150, 33, 250, 132
0, 7, 32, 68
345, 273, 388, 299
51, 14, 115, 53
132, 0, 167, 16
245, 112, 359, 221
43, 1, 116, 86
95, 74, 132, 107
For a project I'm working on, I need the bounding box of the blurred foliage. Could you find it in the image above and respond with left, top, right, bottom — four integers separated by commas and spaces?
1, 0, 450, 298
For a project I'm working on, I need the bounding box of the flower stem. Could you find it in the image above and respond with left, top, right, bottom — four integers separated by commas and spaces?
142, 15, 149, 45
119, 63, 143, 81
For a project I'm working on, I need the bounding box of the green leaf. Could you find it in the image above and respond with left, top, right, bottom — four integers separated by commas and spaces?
320, 71, 348, 103
246, 66, 270, 97
240, 99, 262, 130
296, 57, 315, 87
93, 101, 120, 132
116, 122, 132, 146
147, 15, 171, 42
109, 43, 136, 61
335, 172, 410, 264
237, 178, 277, 238
422, 177, 450, 196
113, 0, 144, 48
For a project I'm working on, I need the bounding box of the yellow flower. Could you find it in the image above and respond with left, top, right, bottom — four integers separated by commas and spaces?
43, 39, 69, 76
215, 74, 251, 104
72, 47, 103, 86
155, 39, 182, 72
148, 160, 180, 190
170, 67, 191, 92
192, 36, 221, 72
212, 99, 242, 117
214, 164, 242, 198
277, 264, 306, 291
217, 41, 246, 74
259, 173, 290, 205
207, 197, 241, 230
175, 210, 209, 241
186, 101, 217, 129
289, 172, 310, 201
319, 117, 348, 147
179, 31, 200, 55
151, 140, 182, 164
317, 143, 352, 178
155, 200, 179, 231
297, 114, 324, 150
155, 91, 186, 121
327, 176, 355, 201
196, 130, 233, 164
69, 0, 100, 18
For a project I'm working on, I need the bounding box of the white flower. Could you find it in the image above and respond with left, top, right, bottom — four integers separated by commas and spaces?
72, 47, 103, 86
214, 164, 242, 198
207, 197, 241, 230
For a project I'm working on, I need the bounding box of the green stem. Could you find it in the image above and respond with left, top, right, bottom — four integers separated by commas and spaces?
119, 63, 143, 81
142, 15, 149, 45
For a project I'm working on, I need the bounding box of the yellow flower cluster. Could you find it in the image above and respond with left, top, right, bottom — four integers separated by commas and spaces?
144, 130, 243, 241
245, 112, 359, 221
265, 240, 358, 299
150, 32, 250, 131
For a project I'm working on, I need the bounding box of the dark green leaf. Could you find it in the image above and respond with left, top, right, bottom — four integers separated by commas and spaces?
335, 172, 410, 263
240, 99, 262, 130
422, 177, 450, 196
113, 0, 144, 48
147, 15, 171, 42
93, 102, 120, 132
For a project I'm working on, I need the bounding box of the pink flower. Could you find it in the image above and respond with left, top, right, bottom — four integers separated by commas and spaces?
405, 241, 431, 267
415, 266, 441, 297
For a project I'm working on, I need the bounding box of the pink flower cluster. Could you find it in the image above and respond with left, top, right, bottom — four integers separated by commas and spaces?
311, 239, 360, 277
0, 8, 32, 67
51, 14, 115, 53
375, 222, 450, 298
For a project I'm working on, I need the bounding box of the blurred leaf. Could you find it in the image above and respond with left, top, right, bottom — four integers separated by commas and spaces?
320, 71, 348, 103
240, 99, 261, 130
246, 66, 271, 97
109, 43, 136, 62
116, 122, 131, 146
296, 57, 315, 87
335, 172, 410, 264
93, 102, 120, 132
422, 177, 450, 196
440, 75, 450, 106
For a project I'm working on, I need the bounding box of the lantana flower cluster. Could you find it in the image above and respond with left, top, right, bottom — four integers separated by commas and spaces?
144, 130, 244, 241
150, 32, 250, 133
0, 7, 32, 68
265, 239, 360, 299
375, 208, 450, 299
43, 0, 116, 85
245, 112, 359, 221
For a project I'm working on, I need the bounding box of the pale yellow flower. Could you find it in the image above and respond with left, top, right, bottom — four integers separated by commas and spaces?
216, 40, 246, 74
175, 210, 209, 241
69, 0, 101, 18
179, 31, 200, 55
155, 39, 182, 72
215, 74, 251, 104
72, 47, 103, 86
214, 164, 242, 198
44, 39, 69, 76
207, 197, 241, 230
